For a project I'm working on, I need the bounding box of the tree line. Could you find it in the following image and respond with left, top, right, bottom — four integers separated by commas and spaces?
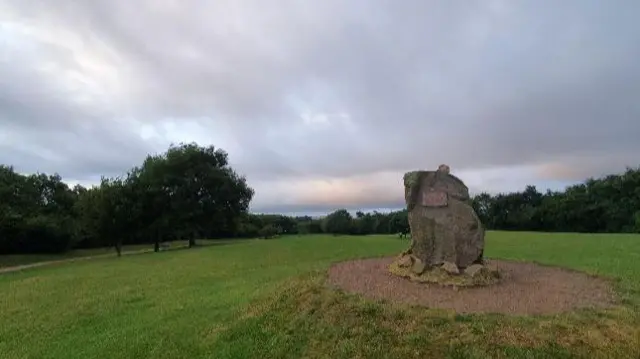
1, 143, 638, 255
246, 209, 411, 239
471, 167, 640, 233
0, 143, 254, 255
300, 166, 640, 237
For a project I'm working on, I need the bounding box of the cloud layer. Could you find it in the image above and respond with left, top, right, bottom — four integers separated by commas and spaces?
1, 0, 639, 213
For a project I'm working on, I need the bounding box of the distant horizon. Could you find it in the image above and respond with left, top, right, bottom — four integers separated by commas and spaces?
7, 165, 591, 217
251, 207, 404, 218
247, 177, 581, 216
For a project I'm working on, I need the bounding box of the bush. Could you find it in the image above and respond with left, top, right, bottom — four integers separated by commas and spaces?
0, 215, 76, 254
236, 222, 260, 238
258, 224, 279, 239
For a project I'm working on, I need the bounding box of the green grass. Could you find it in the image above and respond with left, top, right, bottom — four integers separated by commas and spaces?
1, 232, 640, 358
0, 240, 238, 268
0, 245, 147, 268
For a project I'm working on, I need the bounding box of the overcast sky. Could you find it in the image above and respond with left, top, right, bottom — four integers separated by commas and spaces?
1, 0, 639, 215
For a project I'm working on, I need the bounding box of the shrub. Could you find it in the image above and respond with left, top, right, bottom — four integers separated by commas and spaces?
1, 215, 76, 254
258, 224, 279, 239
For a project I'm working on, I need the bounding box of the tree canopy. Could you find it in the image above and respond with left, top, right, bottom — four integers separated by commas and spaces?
1, 143, 254, 254
471, 168, 640, 233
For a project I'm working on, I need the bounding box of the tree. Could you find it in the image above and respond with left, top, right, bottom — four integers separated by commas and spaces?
0, 166, 78, 254
388, 210, 409, 236
128, 156, 173, 252
133, 143, 255, 247
322, 209, 353, 235
296, 217, 322, 234
75, 177, 137, 256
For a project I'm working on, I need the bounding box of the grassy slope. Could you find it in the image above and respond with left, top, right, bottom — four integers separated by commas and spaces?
1, 232, 639, 359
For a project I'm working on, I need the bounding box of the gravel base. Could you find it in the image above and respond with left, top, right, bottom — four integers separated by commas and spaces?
327, 257, 617, 315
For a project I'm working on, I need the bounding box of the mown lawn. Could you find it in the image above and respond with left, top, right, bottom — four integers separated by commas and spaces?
1, 232, 639, 359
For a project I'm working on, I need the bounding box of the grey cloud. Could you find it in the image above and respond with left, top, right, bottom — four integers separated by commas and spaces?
0, 46, 160, 179
1, 0, 640, 212
536, 153, 640, 183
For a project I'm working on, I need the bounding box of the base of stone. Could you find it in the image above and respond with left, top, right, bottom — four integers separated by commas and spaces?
389, 254, 501, 287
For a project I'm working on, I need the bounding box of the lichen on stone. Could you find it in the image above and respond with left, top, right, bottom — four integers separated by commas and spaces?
389, 254, 500, 287
403, 171, 421, 189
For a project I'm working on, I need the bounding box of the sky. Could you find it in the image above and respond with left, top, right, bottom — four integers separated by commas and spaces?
1, 0, 639, 215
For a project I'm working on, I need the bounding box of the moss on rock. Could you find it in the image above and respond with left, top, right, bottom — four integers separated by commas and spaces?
389, 254, 500, 287
403, 171, 421, 189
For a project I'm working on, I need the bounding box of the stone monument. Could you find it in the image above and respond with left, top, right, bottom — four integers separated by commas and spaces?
389, 164, 499, 286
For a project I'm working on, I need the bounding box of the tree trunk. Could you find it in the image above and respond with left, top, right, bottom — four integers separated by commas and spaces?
188, 229, 199, 248
154, 229, 161, 252
115, 242, 122, 257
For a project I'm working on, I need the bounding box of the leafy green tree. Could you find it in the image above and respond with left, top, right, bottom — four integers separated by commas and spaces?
388, 210, 409, 236
75, 177, 136, 256
322, 209, 353, 235
297, 217, 322, 234
132, 143, 254, 247
351, 212, 379, 235
0, 166, 78, 253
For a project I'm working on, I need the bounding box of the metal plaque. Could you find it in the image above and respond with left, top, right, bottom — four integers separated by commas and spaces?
421, 190, 448, 207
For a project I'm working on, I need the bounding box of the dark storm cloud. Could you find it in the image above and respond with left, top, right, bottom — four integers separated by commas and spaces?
1, 0, 639, 212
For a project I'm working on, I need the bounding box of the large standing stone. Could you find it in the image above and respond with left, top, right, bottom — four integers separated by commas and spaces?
402, 164, 484, 270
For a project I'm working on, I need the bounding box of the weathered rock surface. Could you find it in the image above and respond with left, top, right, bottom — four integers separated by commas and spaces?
411, 257, 426, 275
464, 264, 485, 278
388, 257, 500, 287
397, 254, 413, 268
441, 261, 460, 275
401, 164, 485, 270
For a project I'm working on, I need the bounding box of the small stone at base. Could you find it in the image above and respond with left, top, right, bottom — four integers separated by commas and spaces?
397, 255, 413, 268
441, 261, 459, 274
464, 264, 485, 277
411, 257, 426, 274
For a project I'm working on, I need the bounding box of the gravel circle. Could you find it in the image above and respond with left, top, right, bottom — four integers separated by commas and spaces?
327, 256, 617, 315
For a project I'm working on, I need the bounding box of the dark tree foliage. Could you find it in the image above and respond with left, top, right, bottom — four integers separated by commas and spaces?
258, 224, 280, 239
470, 167, 640, 233
0, 167, 79, 253
0, 143, 254, 254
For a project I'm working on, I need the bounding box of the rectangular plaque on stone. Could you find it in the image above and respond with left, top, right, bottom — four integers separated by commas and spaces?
422, 190, 448, 207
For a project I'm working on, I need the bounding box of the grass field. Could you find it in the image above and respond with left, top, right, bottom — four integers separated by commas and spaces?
1, 232, 640, 359
0, 240, 240, 269
0, 244, 154, 269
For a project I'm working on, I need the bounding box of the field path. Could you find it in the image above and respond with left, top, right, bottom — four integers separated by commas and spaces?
0, 249, 154, 275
